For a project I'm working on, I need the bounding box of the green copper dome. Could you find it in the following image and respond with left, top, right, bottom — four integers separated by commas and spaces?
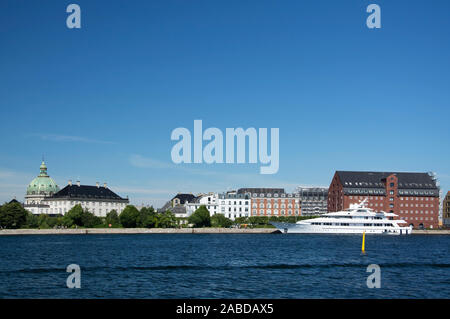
26, 161, 60, 196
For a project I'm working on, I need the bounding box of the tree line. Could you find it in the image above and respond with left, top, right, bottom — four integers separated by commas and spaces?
187, 205, 317, 228
0, 202, 317, 229
0, 201, 178, 229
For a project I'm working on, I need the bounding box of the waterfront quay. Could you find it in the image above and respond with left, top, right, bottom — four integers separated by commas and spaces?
0, 227, 278, 236
0, 228, 449, 236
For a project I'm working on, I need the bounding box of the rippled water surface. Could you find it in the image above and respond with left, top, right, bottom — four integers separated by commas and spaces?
0, 234, 449, 298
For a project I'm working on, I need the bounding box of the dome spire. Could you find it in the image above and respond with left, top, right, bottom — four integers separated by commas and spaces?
39, 160, 48, 177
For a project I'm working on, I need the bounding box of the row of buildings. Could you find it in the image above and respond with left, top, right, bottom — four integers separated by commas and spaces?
21, 161, 449, 229
159, 187, 328, 220
162, 172, 446, 229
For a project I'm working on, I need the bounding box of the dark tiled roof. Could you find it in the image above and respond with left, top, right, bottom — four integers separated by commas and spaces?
158, 204, 186, 215
172, 193, 197, 204
336, 171, 438, 189
50, 185, 128, 201
237, 188, 285, 194
219, 192, 250, 199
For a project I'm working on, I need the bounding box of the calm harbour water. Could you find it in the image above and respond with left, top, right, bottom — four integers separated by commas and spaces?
0, 233, 449, 298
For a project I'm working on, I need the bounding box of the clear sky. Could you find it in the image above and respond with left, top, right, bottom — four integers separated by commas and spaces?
1, 0, 449, 208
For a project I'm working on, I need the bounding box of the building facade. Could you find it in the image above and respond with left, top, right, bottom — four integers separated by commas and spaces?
238, 188, 301, 217
217, 191, 250, 220
328, 171, 440, 229
39, 181, 129, 217
443, 191, 450, 226
182, 191, 251, 220
295, 187, 328, 215
24, 161, 129, 217
159, 193, 198, 218
185, 193, 219, 217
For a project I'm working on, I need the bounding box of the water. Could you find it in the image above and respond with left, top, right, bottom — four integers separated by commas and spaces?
0, 234, 449, 298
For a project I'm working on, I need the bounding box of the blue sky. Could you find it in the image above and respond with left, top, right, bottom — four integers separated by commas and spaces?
1, 0, 449, 207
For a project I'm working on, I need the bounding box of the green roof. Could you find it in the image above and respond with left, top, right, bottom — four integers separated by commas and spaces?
26, 161, 59, 196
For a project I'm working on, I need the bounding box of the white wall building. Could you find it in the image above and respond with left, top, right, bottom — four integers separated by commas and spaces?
185, 193, 218, 217
218, 191, 250, 220
42, 181, 129, 217
184, 191, 251, 220
24, 161, 129, 217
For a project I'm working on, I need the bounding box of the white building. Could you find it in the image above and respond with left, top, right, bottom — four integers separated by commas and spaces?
185, 193, 218, 217
159, 193, 197, 218
24, 161, 129, 217
41, 180, 129, 217
218, 191, 250, 220
185, 191, 251, 220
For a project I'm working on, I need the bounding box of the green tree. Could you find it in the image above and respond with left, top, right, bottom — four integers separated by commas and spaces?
248, 216, 270, 227
24, 211, 39, 228
119, 205, 140, 228
235, 216, 249, 225
0, 202, 28, 229
38, 214, 51, 229
105, 209, 120, 227
158, 210, 177, 228
62, 204, 84, 227
248, 216, 259, 226
188, 205, 211, 227
61, 205, 102, 228
138, 207, 157, 228
81, 209, 103, 228
211, 214, 233, 228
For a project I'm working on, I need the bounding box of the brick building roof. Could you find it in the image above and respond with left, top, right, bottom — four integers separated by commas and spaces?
336, 171, 438, 189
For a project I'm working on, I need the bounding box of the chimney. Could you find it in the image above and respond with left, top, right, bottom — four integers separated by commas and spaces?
76, 180, 80, 187
103, 182, 107, 188
68, 180, 72, 186
96, 182, 99, 188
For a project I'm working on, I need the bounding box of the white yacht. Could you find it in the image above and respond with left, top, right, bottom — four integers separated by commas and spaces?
271, 200, 412, 235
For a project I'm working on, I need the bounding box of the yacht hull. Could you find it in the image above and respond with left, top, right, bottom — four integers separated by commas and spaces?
271, 222, 412, 235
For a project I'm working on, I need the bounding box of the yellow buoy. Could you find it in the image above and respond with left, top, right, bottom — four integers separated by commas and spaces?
361, 231, 366, 254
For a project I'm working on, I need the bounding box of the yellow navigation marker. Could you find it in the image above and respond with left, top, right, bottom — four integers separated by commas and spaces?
361, 231, 366, 254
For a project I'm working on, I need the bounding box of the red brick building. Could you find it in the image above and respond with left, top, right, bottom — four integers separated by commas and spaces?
238, 188, 301, 217
328, 171, 440, 229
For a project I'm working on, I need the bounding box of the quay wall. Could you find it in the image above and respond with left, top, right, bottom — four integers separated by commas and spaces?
0, 228, 278, 236
0, 228, 449, 236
